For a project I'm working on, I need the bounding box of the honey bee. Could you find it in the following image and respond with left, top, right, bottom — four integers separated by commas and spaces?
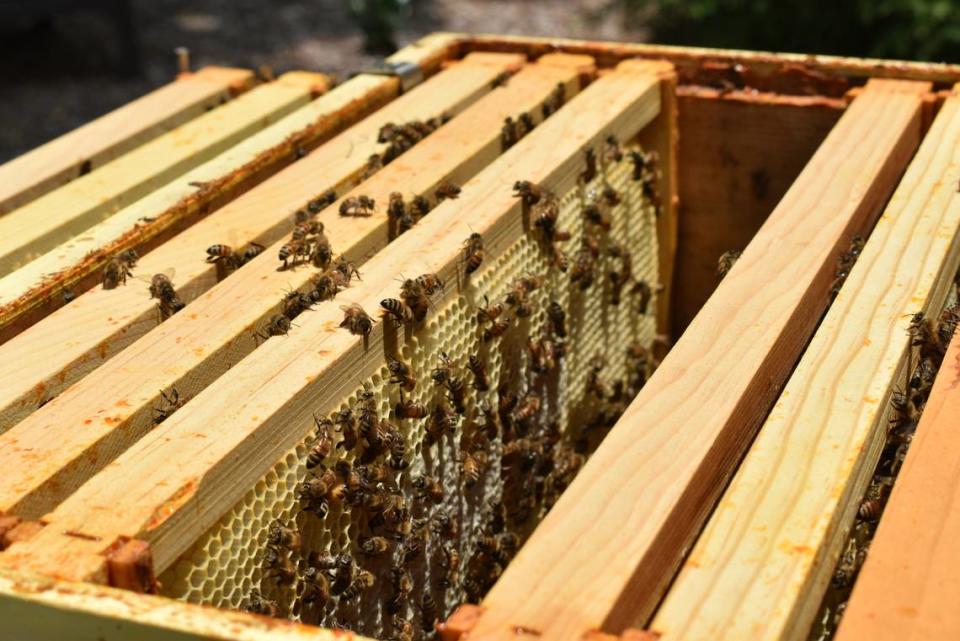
503, 437, 543, 472
297, 470, 334, 517
420, 593, 438, 632
533, 196, 559, 240
280, 289, 312, 319
330, 554, 356, 595
717, 250, 742, 280
480, 400, 502, 441
541, 82, 565, 119
547, 301, 567, 338
629, 150, 658, 181
267, 521, 301, 553
426, 402, 455, 445
431, 351, 456, 386
102, 252, 136, 289
278, 239, 308, 269
910, 356, 937, 398
518, 112, 535, 137
463, 232, 485, 274
513, 180, 543, 206
387, 358, 416, 392
335, 407, 359, 451
467, 355, 490, 391
586, 355, 609, 399
244, 589, 278, 617
339, 195, 376, 217
439, 543, 461, 589
310, 233, 333, 269
340, 570, 375, 601
858, 497, 882, 521
332, 255, 361, 283
340, 303, 373, 336
308, 189, 337, 214
477, 295, 504, 324
410, 195, 431, 219
387, 567, 413, 615
300, 567, 330, 607
633, 279, 654, 315
412, 474, 443, 504
263, 547, 296, 586
360, 535, 391, 556
907, 311, 939, 358
460, 449, 487, 488
388, 191, 407, 220
362, 153, 384, 179
381, 298, 414, 327
602, 184, 622, 207
580, 148, 597, 184
390, 617, 415, 641
400, 278, 430, 322
395, 392, 428, 420
435, 180, 461, 202
603, 134, 623, 165
513, 394, 542, 424
306, 415, 334, 468
431, 509, 459, 539
256, 313, 292, 343
357, 462, 391, 485
446, 377, 467, 414
416, 272, 444, 296
149, 273, 185, 320
400, 528, 426, 565
238, 242, 265, 267
387, 424, 408, 470
527, 338, 553, 374
483, 316, 511, 342
583, 192, 612, 232
152, 387, 185, 424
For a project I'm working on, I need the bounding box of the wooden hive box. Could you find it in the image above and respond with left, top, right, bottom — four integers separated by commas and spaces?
0, 32, 958, 641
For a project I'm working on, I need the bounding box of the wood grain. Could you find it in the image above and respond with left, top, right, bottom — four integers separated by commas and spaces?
459, 79, 927, 641
652, 83, 960, 641
835, 257, 960, 638
0, 67, 255, 216
0, 59, 663, 586
0, 72, 324, 275
0, 52, 521, 434
0, 52, 570, 522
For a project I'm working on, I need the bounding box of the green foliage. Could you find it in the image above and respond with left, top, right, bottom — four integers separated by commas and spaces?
630, 0, 960, 62
348, 0, 406, 55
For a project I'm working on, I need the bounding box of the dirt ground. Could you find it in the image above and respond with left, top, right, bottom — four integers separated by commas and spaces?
0, 0, 648, 163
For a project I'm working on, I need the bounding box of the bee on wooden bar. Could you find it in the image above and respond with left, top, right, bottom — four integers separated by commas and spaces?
425, 402, 455, 445
410, 474, 443, 505
435, 180, 461, 202
339, 195, 376, 217
395, 391, 428, 420
463, 232, 485, 274
256, 313, 292, 343
244, 590, 278, 617
340, 570, 375, 601
152, 387, 184, 424
387, 358, 416, 392
339, 303, 373, 336
267, 521, 301, 553
362, 153, 384, 179
238, 242, 265, 267
359, 535, 391, 557
278, 239, 307, 269
149, 273, 185, 320
416, 272, 444, 296
541, 82, 566, 119
400, 278, 430, 322
858, 497, 882, 521
102, 248, 139, 291
420, 593, 438, 632
306, 415, 334, 468
717, 249, 742, 281
310, 232, 333, 270
547, 301, 567, 338
308, 189, 337, 214
263, 547, 296, 586
300, 567, 330, 607
204, 243, 235, 265
331, 255, 361, 285
513, 180, 543, 206
335, 407, 358, 451
603, 134, 623, 165
467, 355, 490, 391
501, 116, 519, 149
388, 191, 407, 220
380, 298, 413, 327
519, 112, 536, 137
580, 148, 598, 184
410, 195, 431, 219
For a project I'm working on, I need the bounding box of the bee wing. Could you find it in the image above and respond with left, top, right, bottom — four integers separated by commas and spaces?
134, 267, 176, 285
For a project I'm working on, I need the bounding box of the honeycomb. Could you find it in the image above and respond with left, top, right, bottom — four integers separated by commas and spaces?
159, 146, 661, 639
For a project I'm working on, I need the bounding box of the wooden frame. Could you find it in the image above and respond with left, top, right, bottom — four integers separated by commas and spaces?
0, 72, 327, 276
0, 51, 583, 521
652, 83, 960, 641
0, 58, 666, 588
2, 31, 960, 641
0, 51, 520, 433
460, 78, 928, 641
0, 67, 255, 216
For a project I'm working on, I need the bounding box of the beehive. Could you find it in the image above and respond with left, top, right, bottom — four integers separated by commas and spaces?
2, 32, 960, 641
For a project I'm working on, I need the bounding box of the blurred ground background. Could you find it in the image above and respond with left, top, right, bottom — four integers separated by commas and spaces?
2, 0, 958, 163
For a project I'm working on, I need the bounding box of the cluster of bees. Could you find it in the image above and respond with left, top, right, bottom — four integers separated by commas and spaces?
811, 274, 960, 641
233, 134, 663, 641
101, 247, 187, 322
501, 82, 565, 150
